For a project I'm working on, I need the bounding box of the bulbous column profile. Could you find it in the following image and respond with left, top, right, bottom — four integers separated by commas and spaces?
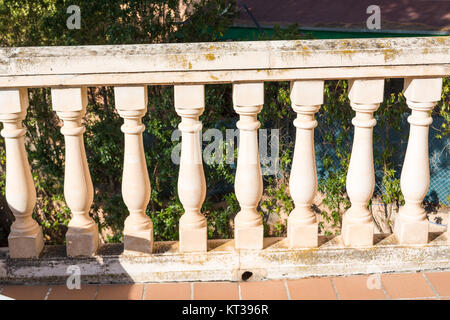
114, 86, 153, 254
342, 79, 384, 247
0, 88, 44, 258
288, 80, 323, 248
51, 87, 98, 256
394, 78, 443, 244
174, 85, 207, 252
233, 83, 264, 250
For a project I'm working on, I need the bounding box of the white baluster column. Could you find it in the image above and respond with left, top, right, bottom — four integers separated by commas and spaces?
114, 86, 153, 254
288, 80, 323, 248
342, 79, 384, 247
0, 88, 44, 258
175, 85, 207, 252
394, 78, 442, 244
51, 87, 99, 257
233, 83, 264, 250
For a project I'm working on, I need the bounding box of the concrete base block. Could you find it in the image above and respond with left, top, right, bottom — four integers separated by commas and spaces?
124, 229, 154, 254
8, 227, 44, 259
394, 218, 428, 245
235, 224, 263, 250
66, 225, 99, 257
179, 226, 207, 252
1, 234, 449, 284
342, 219, 373, 247
288, 222, 318, 248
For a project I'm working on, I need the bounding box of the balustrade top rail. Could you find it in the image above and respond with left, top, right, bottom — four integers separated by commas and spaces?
0, 37, 449, 87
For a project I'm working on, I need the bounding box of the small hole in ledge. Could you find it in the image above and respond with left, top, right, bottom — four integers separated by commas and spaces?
241, 271, 253, 281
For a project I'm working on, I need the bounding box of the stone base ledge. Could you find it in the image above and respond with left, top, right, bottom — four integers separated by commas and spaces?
0, 233, 449, 285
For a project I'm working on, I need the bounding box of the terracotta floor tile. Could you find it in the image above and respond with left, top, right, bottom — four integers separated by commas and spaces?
193, 282, 239, 300
424, 272, 450, 297
96, 284, 143, 300
240, 280, 288, 300
2, 285, 50, 300
144, 283, 191, 300
382, 273, 436, 299
332, 275, 386, 300
286, 278, 336, 300
47, 284, 97, 300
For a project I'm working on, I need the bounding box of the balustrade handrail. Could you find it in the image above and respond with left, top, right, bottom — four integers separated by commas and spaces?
0, 37, 449, 87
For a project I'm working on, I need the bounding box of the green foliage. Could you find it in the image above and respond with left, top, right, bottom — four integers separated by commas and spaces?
381, 169, 403, 206
435, 77, 450, 139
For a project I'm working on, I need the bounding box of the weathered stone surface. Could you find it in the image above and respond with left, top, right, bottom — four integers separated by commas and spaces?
342, 82, 381, 247
0, 88, 28, 113
114, 86, 154, 254
114, 86, 147, 110
179, 227, 207, 252
0, 88, 44, 259
403, 77, 443, 103
1, 236, 449, 285
288, 82, 321, 248
287, 223, 318, 248
175, 85, 207, 253
395, 78, 442, 245
51, 87, 87, 111
233, 83, 264, 107
235, 225, 264, 250
1, 37, 447, 87
341, 220, 374, 247
394, 218, 429, 245
124, 230, 153, 254
66, 225, 99, 257
8, 227, 44, 259
51, 87, 99, 258
348, 79, 384, 104
290, 80, 324, 106
174, 85, 204, 109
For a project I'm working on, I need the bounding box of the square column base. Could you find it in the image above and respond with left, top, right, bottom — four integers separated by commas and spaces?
394, 218, 428, 245
66, 224, 99, 257
288, 222, 318, 248
124, 229, 154, 254
8, 227, 44, 259
179, 226, 207, 252
342, 218, 373, 247
235, 224, 263, 250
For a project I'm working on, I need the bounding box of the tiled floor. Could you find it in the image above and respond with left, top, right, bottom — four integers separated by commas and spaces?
0, 271, 449, 300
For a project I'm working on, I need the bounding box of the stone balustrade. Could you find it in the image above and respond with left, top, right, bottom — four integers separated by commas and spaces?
0, 36, 448, 260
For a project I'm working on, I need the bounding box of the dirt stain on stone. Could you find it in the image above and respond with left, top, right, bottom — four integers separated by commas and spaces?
204, 53, 216, 61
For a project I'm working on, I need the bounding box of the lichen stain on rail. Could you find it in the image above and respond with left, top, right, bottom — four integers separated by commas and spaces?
168, 53, 190, 70
383, 49, 400, 62
204, 53, 216, 61
300, 46, 312, 58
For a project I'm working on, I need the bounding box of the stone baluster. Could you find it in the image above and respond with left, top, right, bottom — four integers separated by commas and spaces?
114, 86, 153, 254
174, 85, 207, 252
0, 88, 44, 258
394, 78, 443, 244
51, 87, 98, 257
288, 81, 323, 248
342, 79, 384, 247
233, 83, 264, 250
